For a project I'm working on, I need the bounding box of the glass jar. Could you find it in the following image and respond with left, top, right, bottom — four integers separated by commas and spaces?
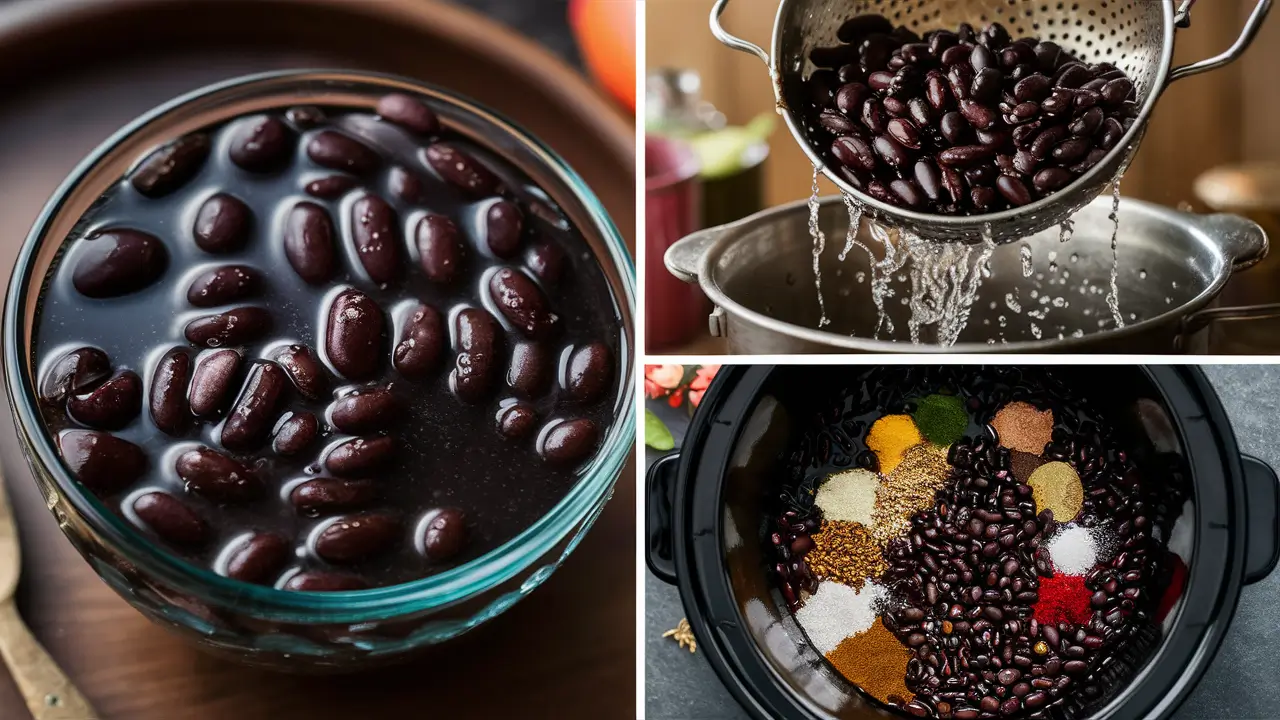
2, 70, 635, 671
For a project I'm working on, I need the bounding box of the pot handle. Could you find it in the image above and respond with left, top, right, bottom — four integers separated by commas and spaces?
1242, 454, 1280, 584
710, 0, 770, 66
1169, 0, 1272, 82
646, 452, 681, 585
1176, 303, 1280, 350
1190, 212, 1269, 272
664, 226, 725, 284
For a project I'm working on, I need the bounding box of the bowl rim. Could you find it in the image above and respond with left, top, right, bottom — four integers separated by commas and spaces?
2, 69, 636, 623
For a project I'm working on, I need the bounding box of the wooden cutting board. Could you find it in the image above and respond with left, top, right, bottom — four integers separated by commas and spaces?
0, 1, 636, 717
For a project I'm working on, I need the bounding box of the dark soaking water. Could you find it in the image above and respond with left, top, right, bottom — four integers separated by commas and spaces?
33, 93, 622, 590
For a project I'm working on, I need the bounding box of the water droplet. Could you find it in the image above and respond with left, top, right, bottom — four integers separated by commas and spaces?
1019, 243, 1033, 277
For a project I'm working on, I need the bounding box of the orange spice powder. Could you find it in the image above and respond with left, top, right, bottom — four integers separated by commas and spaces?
825, 617, 914, 707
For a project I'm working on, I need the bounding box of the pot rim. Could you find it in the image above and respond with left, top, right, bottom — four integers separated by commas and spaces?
2, 69, 636, 623
688, 195, 1253, 353
671, 365, 1246, 720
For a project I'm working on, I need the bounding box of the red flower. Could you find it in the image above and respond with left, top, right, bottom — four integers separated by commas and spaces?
668, 388, 684, 408
646, 364, 685, 389
690, 364, 720, 391
644, 378, 665, 399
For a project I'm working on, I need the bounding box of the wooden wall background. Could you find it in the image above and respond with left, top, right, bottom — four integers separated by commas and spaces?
646, 0, 1278, 210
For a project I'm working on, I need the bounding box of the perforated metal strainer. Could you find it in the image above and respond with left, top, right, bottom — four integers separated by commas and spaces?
711, 0, 1272, 243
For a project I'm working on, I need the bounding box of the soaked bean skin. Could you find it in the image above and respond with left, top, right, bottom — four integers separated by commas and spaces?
285, 571, 369, 592
221, 362, 289, 452
326, 289, 386, 380
292, 478, 377, 517
423, 143, 499, 197
129, 133, 210, 197
507, 341, 550, 398
525, 240, 567, 287
393, 303, 445, 379
485, 201, 524, 258
304, 175, 358, 199
376, 93, 440, 134
176, 447, 264, 503
325, 436, 395, 476
186, 265, 261, 307
184, 307, 272, 348
450, 309, 503, 403
72, 229, 167, 298
149, 348, 191, 435
283, 202, 338, 284
489, 268, 556, 339
497, 402, 538, 440
420, 507, 468, 562
67, 371, 142, 430
273, 411, 320, 456
314, 512, 401, 562
223, 533, 290, 584
565, 342, 613, 403
188, 349, 242, 418
306, 130, 379, 174
193, 194, 252, 254
273, 345, 329, 401
414, 214, 466, 284
329, 386, 399, 433
133, 491, 208, 547
58, 429, 146, 493
349, 194, 402, 284
40, 347, 110, 405
228, 115, 293, 172
539, 418, 600, 466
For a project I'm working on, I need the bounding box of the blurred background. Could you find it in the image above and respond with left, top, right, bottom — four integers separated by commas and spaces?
643, 0, 1280, 354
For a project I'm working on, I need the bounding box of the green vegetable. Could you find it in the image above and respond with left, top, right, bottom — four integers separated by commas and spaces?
912, 393, 968, 446
687, 113, 775, 180
646, 409, 675, 451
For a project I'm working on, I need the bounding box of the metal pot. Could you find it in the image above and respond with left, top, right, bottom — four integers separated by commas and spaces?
666, 195, 1272, 353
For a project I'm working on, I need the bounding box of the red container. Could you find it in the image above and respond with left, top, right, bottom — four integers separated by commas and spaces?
645, 135, 704, 351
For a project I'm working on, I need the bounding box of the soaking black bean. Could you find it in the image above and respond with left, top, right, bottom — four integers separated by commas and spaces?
34, 92, 621, 590
806, 16, 1138, 214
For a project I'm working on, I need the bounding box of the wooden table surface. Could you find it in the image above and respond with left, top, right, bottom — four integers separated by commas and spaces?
0, 1, 637, 717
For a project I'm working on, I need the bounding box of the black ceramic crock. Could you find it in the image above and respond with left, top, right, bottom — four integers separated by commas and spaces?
647, 365, 1280, 720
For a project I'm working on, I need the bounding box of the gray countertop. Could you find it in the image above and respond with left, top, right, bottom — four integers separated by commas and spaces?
645, 365, 1280, 720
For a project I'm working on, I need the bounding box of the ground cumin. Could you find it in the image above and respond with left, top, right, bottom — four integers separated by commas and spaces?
825, 617, 914, 706
991, 401, 1054, 454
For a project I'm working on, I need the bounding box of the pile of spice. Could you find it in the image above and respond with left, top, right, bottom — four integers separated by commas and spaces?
870, 443, 952, 546
1034, 574, 1093, 626
991, 400, 1054, 455
1027, 461, 1084, 522
825, 618, 914, 706
911, 393, 968, 446
865, 414, 922, 474
795, 580, 888, 654
814, 469, 877, 525
805, 520, 887, 588
1046, 524, 1112, 575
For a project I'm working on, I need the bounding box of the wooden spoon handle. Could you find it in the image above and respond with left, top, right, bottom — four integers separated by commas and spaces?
0, 599, 97, 719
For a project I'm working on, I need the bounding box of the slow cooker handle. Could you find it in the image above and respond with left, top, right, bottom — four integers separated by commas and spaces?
646, 452, 681, 585
1242, 454, 1280, 584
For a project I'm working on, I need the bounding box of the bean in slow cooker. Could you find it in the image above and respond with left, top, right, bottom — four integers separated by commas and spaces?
34, 93, 620, 590
805, 16, 1138, 214
772, 367, 1178, 719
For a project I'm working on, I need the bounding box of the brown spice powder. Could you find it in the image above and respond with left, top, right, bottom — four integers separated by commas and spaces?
806, 520, 887, 589
1010, 449, 1046, 485
826, 617, 914, 706
991, 401, 1054, 454
870, 443, 952, 546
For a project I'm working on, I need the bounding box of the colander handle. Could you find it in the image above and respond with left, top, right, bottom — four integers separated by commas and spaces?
1169, 0, 1273, 82
709, 0, 770, 66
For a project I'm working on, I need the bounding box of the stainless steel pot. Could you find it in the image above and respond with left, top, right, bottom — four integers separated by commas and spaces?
666, 195, 1273, 353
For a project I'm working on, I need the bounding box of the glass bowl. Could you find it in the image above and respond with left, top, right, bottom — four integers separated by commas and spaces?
1, 70, 635, 672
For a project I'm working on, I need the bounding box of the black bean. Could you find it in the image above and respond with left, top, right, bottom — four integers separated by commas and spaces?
539, 418, 600, 466
349, 194, 402, 284
221, 362, 288, 452
326, 289, 386, 380
1033, 167, 1074, 193
393, 303, 446, 379
376, 93, 440, 134
193, 193, 252, 253
292, 478, 377, 517
58, 429, 146, 493
228, 115, 293, 172
133, 491, 208, 547
284, 571, 369, 592
188, 349, 242, 418
67, 371, 141, 430
186, 264, 261, 307
486, 200, 525, 258
959, 99, 998, 129
415, 214, 466, 284
329, 386, 399, 433
996, 175, 1032, 206
451, 309, 503, 403
129, 133, 210, 197
307, 130, 379, 174
184, 307, 271, 348
424, 143, 500, 197
498, 402, 539, 440
177, 447, 264, 503
223, 533, 290, 585
273, 411, 319, 456
72, 229, 168, 298
304, 174, 358, 199
314, 512, 401, 562
283, 202, 338, 284
565, 342, 614, 403
273, 345, 328, 401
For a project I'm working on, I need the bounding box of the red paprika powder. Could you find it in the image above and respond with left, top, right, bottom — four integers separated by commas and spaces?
1033, 574, 1092, 626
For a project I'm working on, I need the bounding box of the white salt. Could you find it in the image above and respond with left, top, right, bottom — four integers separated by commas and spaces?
815, 469, 878, 526
795, 580, 885, 654
1046, 525, 1098, 575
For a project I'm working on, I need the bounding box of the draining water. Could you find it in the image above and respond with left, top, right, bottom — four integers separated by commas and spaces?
807, 165, 830, 327
1105, 181, 1125, 329
837, 193, 865, 262
1019, 243, 1033, 278
902, 227, 996, 346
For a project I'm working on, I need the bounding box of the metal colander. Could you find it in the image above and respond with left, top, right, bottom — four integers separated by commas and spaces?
711, 0, 1273, 243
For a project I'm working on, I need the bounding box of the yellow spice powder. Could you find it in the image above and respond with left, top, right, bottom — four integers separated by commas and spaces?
866, 414, 923, 474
